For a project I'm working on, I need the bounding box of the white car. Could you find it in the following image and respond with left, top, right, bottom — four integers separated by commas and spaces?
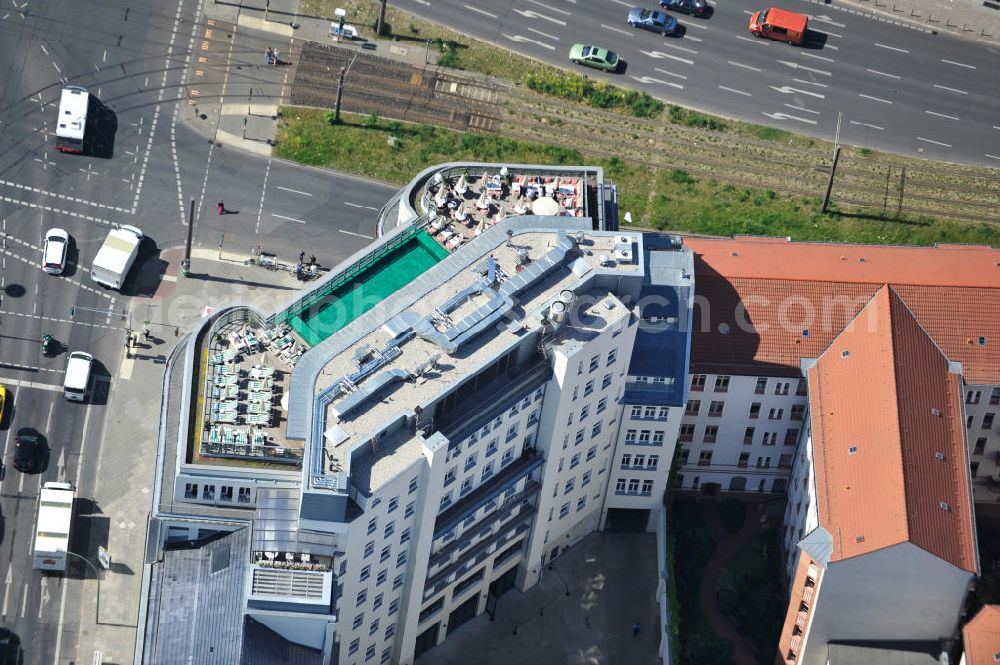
42, 228, 69, 274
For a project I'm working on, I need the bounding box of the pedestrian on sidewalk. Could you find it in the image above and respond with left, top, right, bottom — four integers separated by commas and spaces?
299, 250, 305, 263
632, 621, 640, 637
265, 47, 274, 65
218, 200, 225, 215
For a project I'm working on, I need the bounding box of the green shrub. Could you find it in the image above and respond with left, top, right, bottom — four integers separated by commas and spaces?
669, 169, 696, 185
364, 111, 379, 127
524, 71, 663, 118
324, 110, 337, 125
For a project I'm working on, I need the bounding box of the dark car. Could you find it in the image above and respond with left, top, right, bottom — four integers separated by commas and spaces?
0, 628, 18, 665
627, 7, 679, 34
660, 0, 710, 17
13, 428, 40, 472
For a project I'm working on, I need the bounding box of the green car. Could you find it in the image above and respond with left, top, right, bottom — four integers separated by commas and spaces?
568, 43, 620, 72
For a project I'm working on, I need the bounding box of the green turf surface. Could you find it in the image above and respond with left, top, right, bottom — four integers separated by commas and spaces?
289, 232, 448, 346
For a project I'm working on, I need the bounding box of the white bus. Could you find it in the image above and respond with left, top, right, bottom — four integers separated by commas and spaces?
55, 86, 89, 153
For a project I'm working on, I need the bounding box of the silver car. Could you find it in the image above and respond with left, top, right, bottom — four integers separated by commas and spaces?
627, 7, 678, 35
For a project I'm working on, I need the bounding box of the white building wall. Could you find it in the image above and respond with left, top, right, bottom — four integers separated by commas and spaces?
603, 400, 683, 529
781, 422, 819, 581
339, 450, 435, 665
523, 300, 637, 587
675, 373, 809, 494
963, 383, 1000, 502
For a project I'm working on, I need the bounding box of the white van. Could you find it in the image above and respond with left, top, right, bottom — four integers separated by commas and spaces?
64, 351, 93, 402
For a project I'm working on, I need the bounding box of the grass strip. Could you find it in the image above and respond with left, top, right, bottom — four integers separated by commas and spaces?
275, 109, 1000, 247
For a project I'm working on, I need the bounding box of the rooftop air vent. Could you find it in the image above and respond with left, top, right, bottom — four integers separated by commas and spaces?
855, 535, 865, 543
848, 446, 858, 455
802, 329, 810, 337
718, 323, 730, 335
931, 407, 941, 416
841, 350, 850, 358
935, 451, 946, 461
939, 501, 950, 511
980, 336, 988, 346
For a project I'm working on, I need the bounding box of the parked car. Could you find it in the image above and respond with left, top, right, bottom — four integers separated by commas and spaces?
13, 427, 40, 472
659, 0, 710, 17
0, 384, 6, 424
568, 43, 621, 72
42, 228, 69, 274
628, 7, 678, 35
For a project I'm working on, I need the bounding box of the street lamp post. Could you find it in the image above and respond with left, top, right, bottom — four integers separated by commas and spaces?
64, 550, 104, 624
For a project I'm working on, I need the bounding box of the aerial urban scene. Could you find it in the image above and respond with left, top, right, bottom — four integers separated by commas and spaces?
0, 0, 999, 663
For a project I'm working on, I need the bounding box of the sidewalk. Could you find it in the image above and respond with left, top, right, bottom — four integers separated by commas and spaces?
72, 248, 305, 665
834, 0, 1000, 44
188, 0, 442, 158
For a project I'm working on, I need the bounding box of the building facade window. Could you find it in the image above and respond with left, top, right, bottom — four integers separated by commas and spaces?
685, 399, 700, 416
714, 376, 730, 392
690, 374, 706, 391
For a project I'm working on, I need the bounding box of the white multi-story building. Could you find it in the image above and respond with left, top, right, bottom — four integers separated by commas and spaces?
137, 164, 695, 665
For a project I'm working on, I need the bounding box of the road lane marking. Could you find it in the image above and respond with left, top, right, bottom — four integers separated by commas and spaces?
683, 35, 702, 42
810, 13, 845, 27
528, 27, 559, 40
986, 154, 1000, 161
464, 4, 497, 17
816, 30, 843, 38
601, 23, 632, 36
0, 375, 63, 393
271, 213, 306, 224
762, 111, 817, 125
824, 43, 839, 50
525, 0, 572, 15
611, 0, 633, 6
866, 68, 899, 79
941, 58, 975, 69
933, 84, 967, 95
800, 52, 834, 62
793, 78, 827, 88
736, 35, 766, 45
662, 42, 697, 55
276, 186, 313, 196
512, 8, 566, 25
850, 120, 884, 130
344, 202, 380, 211
769, 85, 825, 99
728, 61, 761, 72
640, 49, 693, 65
679, 20, 707, 29
778, 59, 830, 75
504, 33, 557, 49
916, 136, 951, 148
858, 93, 893, 104
630, 75, 683, 89
719, 85, 752, 96
339, 229, 374, 239
784, 103, 820, 114
874, 42, 909, 53
654, 67, 687, 80
925, 110, 959, 121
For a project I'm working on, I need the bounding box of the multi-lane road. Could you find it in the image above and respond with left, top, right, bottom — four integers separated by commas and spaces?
0, 0, 392, 661
397, 0, 1000, 166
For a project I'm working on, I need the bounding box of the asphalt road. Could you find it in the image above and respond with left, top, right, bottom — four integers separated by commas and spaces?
394, 0, 1000, 166
0, 0, 393, 662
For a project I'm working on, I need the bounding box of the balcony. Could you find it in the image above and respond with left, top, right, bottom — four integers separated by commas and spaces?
434, 448, 542, 536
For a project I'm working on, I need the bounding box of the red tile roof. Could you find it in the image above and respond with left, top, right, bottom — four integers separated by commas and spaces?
776, 555, 821, 665
685, 236, 999, 286
808, 287, 978, 573
686, 238, 1000, 383
964, 605, 1000, 665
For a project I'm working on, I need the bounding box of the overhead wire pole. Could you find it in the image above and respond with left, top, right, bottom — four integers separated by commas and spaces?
181, 199, 194, 277
821, 111, 842, 214
376, 0, 388, 37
